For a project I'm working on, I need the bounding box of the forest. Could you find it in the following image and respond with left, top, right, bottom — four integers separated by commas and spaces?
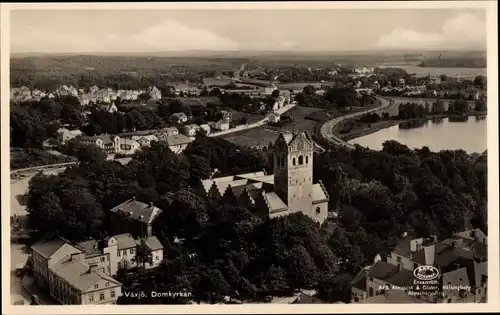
25, 134, 488, 304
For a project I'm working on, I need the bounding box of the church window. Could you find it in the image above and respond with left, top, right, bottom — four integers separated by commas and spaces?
316, 207, 321, 214
293, 157, 296, 166
298, 155, 304, 165
306, 156, 309, 164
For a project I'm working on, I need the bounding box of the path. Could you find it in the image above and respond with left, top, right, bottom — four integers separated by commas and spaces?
319, 96, 394, 149
209, 103, 297, 137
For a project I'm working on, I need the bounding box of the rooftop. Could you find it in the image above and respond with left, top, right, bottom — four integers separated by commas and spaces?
109, 198, 162, 224
51, 256, 120, 292
165, 134, 193, 146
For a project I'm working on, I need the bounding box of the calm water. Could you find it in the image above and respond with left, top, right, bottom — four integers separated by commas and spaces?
378, 64, 486, 80
349, 116, 487, 153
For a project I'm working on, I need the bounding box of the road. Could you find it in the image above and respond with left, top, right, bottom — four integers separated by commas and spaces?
319, 96, 393, 149
210, 103, 297, 137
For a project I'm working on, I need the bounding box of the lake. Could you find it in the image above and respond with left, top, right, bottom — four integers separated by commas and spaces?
378, 64, 486, 80
349, 116, 487, 153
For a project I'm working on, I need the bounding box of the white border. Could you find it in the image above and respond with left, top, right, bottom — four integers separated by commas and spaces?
1, 2, 498, 314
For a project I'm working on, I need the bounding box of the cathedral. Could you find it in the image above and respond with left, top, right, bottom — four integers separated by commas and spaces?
198, 131, 329, 223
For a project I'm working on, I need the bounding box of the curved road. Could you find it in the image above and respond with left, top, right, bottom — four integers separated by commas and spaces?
319, 96, 394, 150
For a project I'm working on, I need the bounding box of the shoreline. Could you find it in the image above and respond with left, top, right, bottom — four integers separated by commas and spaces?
337, 112, 487, 142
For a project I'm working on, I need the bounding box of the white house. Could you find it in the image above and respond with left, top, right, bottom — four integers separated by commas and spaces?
117, 138, 141, 155
213, 120, 230, 131
264, 83, 278, 96
57, 128, 83, 143
165, 134, 193, 154
131, 135, 158, 147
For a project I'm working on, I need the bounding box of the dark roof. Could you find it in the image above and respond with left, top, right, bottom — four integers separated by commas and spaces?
391, 234, 414, 257
434, 246, 474, 268
75, 240, 103, 258
351, 268, 368, 291
31, 237, 66, 259
368, 261, 414, 287
109, 199, 162, 224
119, 130, 156, 138
143, 236, 163, 251
293, 293, 325, 304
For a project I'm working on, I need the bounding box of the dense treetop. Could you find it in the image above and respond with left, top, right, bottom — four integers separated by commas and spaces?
25, 134, 487, 303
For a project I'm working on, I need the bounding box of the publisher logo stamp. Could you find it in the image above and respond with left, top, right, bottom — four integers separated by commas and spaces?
413, 265, 440, 281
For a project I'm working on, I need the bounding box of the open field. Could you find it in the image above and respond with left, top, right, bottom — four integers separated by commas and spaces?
221, 106, 325, 147
229, 110, 265, 125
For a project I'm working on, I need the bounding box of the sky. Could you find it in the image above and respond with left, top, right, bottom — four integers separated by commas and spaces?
10, 9, 487, 54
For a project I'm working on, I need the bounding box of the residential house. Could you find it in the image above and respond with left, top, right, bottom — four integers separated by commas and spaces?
57, 128, 83, 143
149, 86, 162, 100
171, 112, 188, 124
199, 124, 211, 135
269, 112, 281, 124
96, 90, 112, 103
165, 134, 193, 154
183, 124, 200, 137
116, 138, 141, 155
264, 83, 278, 96
213, 120, 230, 131
163, 127, 179, 136
109, 197, 163, 238
101, 102, 118, 113
89, 85, 100, 94
79, 95, 91, 106
76, 134, 120, 155
173, 83, 201, 96
31, 237, 123, 305
154, 127, 179, 142
131, 134, 158, 147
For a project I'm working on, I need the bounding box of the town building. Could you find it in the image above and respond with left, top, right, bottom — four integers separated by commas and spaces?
109, 197, 163, 238
148, 86, 162, 100
212, 120, 230, 131
165, 134, 193, 154
264, 83, 278, 96
116, 138, 141, 155
131, 134, 158, 148
57, 128, 83, 144
31, 237, 123, 305
197, 131, 329, 223
76, 135, 120, 155
100, 102, 118, 113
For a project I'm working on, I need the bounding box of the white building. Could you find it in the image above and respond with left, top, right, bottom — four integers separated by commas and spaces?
183, 124, 200, 137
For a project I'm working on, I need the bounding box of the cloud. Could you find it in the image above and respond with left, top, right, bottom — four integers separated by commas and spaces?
11, 19, 240, 53
375, 13, 486, 50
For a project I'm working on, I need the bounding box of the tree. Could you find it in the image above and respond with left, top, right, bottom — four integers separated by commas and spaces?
285, 245, 317, 290
75, 145, 107, 164
473, 75, 487, 90
474, 98, 486, 112
449, 99, 469, 115
316, 273, 353, 303
431, 99, 445, 114
134, 239, 153, 270
271, 89, 280, 98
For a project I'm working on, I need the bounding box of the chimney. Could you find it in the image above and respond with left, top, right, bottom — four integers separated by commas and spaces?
70, 253, 80, 261
402, 232, 408, 238
398, 264, 402, 271
132, 196, 136, 201
128, 211, 133, 216
88, 265, 98, 273
149, 202, 154, 208
431, 235, 437, 242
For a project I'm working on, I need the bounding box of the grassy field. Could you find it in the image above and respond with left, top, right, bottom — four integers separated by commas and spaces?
230, 110, 265, 125
221, 106, 325, 147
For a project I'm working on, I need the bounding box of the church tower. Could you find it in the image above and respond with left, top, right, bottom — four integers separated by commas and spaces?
273, 131, 314, 215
